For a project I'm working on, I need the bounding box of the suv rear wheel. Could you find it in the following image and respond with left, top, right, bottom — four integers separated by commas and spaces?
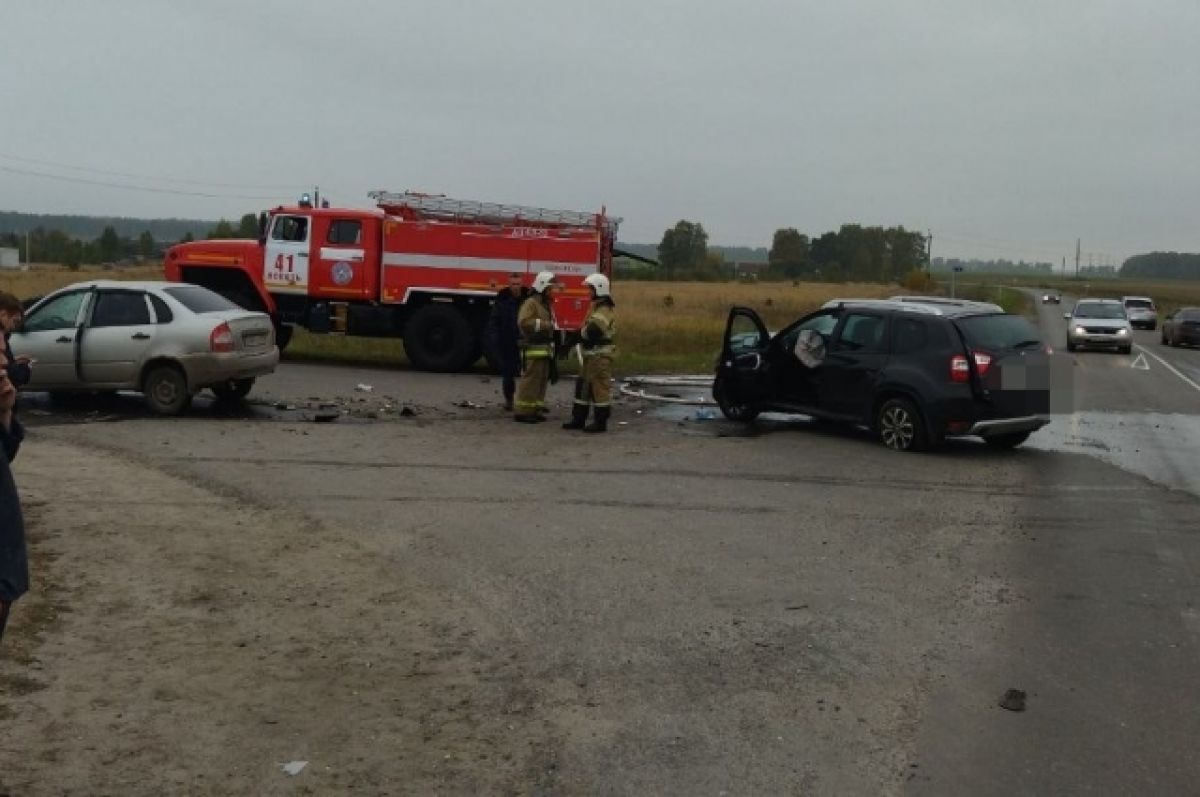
876, 397, 928, 452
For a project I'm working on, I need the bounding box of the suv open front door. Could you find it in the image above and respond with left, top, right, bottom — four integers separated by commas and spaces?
714, 307, 771, 419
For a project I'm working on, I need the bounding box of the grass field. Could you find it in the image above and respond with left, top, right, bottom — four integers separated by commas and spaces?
13, 263, 1194, 374
958, 273, 1200, 316
0, 263, 163, 300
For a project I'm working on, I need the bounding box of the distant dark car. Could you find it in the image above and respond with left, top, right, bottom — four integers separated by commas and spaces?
1161, 307, 1200, 347
1042, 293, 1061, 304
712, 299, 1052, 452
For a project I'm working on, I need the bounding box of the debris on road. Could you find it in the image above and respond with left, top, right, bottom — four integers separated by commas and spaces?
355, 383, 374, 392
620, 375, 714, 406
281, 760, 308, 776
455, 400, 483, 409
999, 689, 1027, 712
400, 406, 417, 417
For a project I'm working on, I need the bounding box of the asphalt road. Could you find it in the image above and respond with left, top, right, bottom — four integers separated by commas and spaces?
6, 296, 1200, 794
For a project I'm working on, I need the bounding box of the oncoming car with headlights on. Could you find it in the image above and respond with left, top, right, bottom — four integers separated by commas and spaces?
8, 281, 279, 415
1064, 299, 1132, 354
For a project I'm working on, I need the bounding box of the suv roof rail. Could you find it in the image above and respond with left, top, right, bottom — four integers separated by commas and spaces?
820, 297, 1004, 316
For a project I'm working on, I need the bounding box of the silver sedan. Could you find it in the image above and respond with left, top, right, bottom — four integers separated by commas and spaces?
9, 280, 279, 414
1064, 299, 1133, 354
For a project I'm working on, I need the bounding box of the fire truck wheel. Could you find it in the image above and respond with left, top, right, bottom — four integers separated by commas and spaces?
274, 322, 293, 351
404, 304, 475, 372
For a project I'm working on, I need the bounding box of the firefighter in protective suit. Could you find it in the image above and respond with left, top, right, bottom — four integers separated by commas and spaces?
513, 271, 558, 423
562, 273, 616, 433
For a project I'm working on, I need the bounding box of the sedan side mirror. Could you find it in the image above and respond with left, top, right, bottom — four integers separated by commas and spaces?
1062, 312, 1072, 320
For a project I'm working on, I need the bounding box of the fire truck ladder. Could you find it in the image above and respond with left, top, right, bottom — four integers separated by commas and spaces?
369, 190, 621, 234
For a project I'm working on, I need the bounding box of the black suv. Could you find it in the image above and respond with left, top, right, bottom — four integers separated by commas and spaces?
713, 299, 1052, 451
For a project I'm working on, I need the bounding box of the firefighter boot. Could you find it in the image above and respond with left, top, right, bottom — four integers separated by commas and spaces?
562, 403, 589, 430
583, 406, 610, 433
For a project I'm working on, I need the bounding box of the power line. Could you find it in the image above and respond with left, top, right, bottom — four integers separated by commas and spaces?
0, 165, 287, 201
0, 151, 299, 192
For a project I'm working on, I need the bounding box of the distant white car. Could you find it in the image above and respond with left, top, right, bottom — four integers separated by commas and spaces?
9, 281, 279, 414
1121, 295, 1158, 330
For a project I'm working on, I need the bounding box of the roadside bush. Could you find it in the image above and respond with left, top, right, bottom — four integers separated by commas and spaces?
901, 268, 938, 292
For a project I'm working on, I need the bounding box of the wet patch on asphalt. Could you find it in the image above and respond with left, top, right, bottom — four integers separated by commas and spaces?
1027, 412, 1200, 497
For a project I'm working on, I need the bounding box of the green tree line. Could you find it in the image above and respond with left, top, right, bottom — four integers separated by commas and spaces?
1120, 252, 1200, 280
0, 214, 260, 269
623, 220, 929, 283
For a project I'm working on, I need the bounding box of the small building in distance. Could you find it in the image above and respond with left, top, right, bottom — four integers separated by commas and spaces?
0, 247, 22, 269
732, 261, 769, 280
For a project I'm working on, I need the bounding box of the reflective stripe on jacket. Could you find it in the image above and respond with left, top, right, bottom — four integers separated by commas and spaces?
581, 302, 616, 358
518, 294, 555, 354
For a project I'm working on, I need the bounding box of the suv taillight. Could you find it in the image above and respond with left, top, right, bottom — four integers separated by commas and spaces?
950, 351, 992, 383
210, 322, 235, 353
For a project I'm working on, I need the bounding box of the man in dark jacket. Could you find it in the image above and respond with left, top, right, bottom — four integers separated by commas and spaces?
0, 291, 32, 390
486, 273, 528, 411
0, 350, 28, 646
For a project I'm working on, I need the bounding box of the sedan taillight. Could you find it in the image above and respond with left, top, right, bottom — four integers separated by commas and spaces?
210, 322, 235, 353
950, 351, 992, 383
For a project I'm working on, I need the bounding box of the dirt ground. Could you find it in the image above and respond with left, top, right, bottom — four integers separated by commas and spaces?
2, 438, 585, 795
3, 355, 1200, 794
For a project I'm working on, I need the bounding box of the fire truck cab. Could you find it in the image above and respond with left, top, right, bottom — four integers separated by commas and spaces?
164, 191, 619, 372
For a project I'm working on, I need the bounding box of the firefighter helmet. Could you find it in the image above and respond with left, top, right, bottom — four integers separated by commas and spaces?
531, 270, 557, 293
583, 273, 611, 299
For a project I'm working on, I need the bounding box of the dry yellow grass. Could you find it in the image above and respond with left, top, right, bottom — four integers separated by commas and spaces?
2, 266, 900, 373
612, 281, 898, 372
0, 263, 164, 300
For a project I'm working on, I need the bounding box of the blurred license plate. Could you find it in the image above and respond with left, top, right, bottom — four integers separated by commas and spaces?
242, 330, 268, 346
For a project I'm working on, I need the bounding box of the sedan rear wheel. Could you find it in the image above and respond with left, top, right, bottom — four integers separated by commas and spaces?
143, 364, 192, 416
876, 397, 927, 452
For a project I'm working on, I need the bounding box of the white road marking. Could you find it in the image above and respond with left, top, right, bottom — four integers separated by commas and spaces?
1135, 345, 1200, 393
1130, 352, 1150, 371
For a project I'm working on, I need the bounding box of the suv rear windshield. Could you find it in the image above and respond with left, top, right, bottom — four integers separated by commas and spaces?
955, 314, 1043, 351
1124, 299, 1154, 309
164, 286, 240, 314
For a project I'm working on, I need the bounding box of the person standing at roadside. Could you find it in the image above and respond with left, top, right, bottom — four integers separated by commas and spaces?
486, 273, 528, 411
513, 271, 558, 423
562, 273, 616, 433
0, 292, 33, 389
0, 351, 28, 647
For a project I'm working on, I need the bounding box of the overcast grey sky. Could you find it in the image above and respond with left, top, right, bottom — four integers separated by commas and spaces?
2, 0, 1197, 265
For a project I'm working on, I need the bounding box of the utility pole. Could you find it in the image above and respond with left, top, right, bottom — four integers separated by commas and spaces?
1061, 256, 1066, 275
1075, 238, 1080, 279
25, 231, 31, 267
926, 230, 933, 274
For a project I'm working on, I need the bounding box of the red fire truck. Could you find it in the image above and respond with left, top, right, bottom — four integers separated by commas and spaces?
163, 190, 621, 372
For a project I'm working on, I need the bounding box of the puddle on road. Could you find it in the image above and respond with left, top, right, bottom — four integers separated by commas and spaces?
635, 381, 1200, 496
1027, 412, 1200, 497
